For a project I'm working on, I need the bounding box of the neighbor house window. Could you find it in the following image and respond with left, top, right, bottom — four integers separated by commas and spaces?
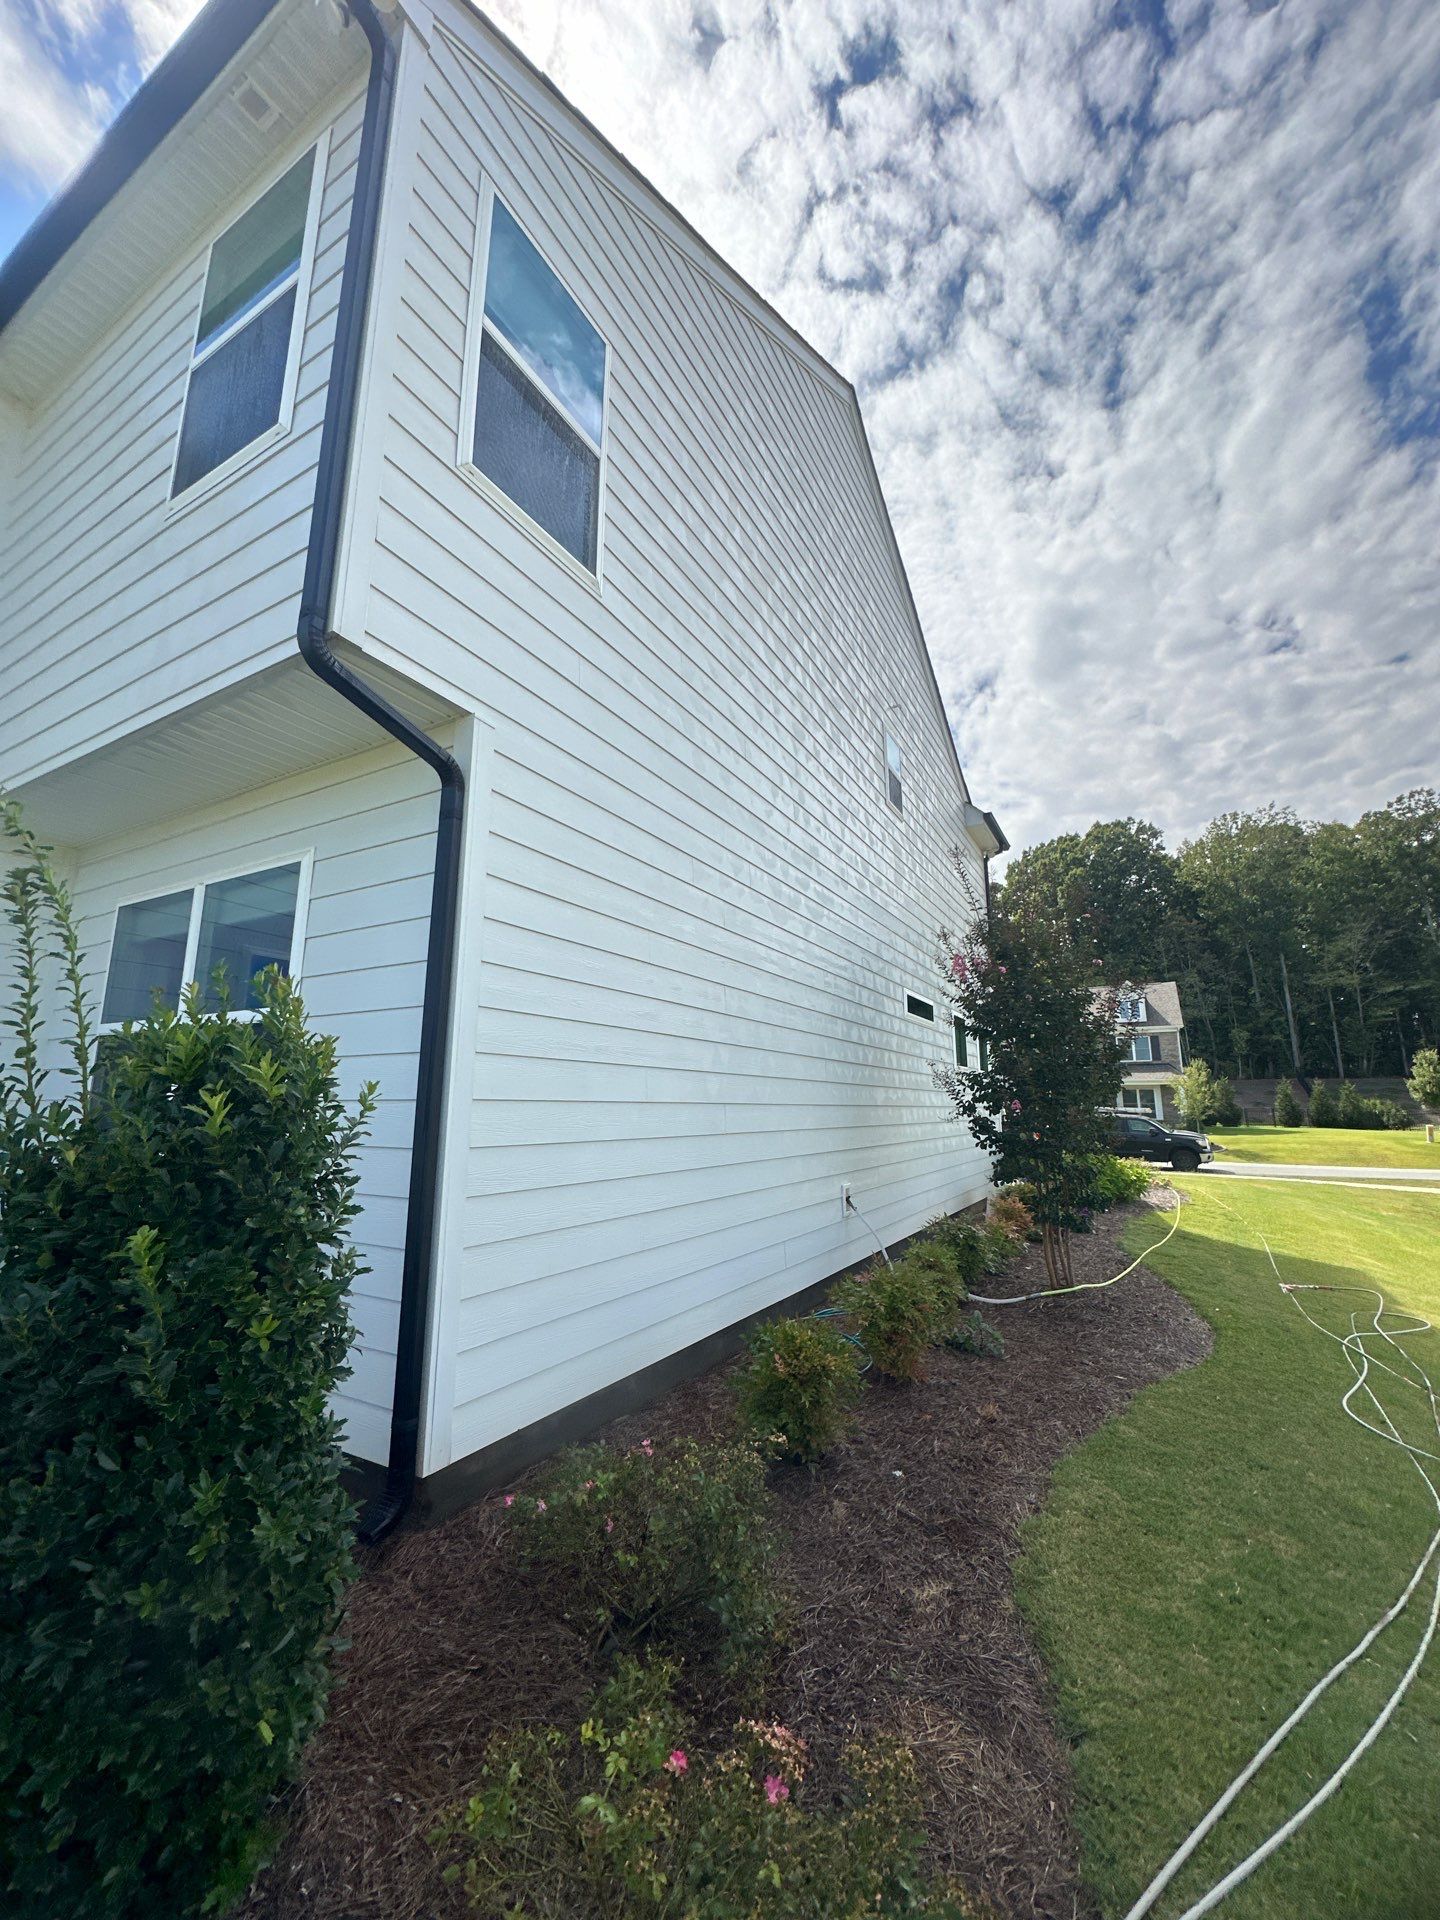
1117, 992, 1147, 1023
171, 143, 325, 499
953, 1018, 968, 1067
1120, 1088, 1159, 1117
905, 992, 935, 1021
884, 732, 904, 811
466, 193, 608, 571
102, 860, 307, 1025
1128, 1033, 1160, 1062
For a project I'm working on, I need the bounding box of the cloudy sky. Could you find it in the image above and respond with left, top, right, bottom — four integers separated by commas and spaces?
2, 0, 1437, 858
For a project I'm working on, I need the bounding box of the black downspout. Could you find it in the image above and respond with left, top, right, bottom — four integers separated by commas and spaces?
298, 0, 465, 1544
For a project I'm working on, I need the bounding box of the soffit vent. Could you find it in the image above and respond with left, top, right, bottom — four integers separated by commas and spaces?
233, 78, 282, 131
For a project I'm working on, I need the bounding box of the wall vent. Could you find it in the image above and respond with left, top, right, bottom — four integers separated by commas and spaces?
233, 79, 281, 131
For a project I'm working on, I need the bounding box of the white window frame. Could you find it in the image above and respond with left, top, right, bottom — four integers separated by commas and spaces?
905, 991, 935, 1022
953, 1015, 969, 1069
457, 178, 612, 591
1128, 1033, 1161, 1062
884, 730, 904, 814
99, 851, 314, 1034
166, 127, 332, 515
1120, 1087, 1161, 1119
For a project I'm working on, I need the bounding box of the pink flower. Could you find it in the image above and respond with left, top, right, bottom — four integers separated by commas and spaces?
535, 1499, 547, 1513
951, 953, 969, 980
502, 1493, 515, 1507
605, 1515, 615, 1534
584, 1480, 595, 1490
763, 1775, 789, 1805
639, 1438, 654, 1457
666, 1750, 688, 1774
1010, 1100, 1021, 1113
998, 965, 1008, 974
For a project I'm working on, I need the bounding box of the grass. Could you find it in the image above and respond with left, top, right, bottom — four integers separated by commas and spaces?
1016, 1179, 1440, 1919
1211, 1124, 1440, 1169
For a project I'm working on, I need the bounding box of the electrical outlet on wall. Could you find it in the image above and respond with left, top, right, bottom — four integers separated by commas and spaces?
841, 1182, 853, 1217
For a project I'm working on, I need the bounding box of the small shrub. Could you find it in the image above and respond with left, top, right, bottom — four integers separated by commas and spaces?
1373, 1098, 1412, 1130
987, 1189, 1035, 1246
945, 1310, 1005, 1359
435, 1657, 990, 1919
923, 1213, 988, 1292
979, 1222, 1018, 1271
507, 1437, 779, 1671
1089, 1152, 1152, 1209
1274, 1080, 1303, 1126
735, 1316, 863, 1463
832, 1261, 942, 1382
1, 806, 369, 1920
1307, 1081, 1340, 1126
895, 1238, 969, 1316
1409, 1047, 1440, 1111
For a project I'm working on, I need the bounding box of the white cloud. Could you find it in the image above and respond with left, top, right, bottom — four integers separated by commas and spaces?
7, 0, 1438, 860
0, 6, 110, 189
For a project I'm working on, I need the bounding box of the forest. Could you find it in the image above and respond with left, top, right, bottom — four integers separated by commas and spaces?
995, 791, 1440, 1082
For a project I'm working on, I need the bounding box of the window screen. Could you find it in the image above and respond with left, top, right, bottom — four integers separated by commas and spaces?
102, 890, 194, 1024
473, 198, 607, 569
172, 148, 316, 497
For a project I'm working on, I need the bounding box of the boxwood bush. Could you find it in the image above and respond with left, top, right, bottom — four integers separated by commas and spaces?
0, 809, 370, 1918
832, 1260, 944, 1382
735, 1315, 863, 1462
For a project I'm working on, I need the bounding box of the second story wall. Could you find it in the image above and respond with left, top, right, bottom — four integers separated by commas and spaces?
0, 79, 366, 790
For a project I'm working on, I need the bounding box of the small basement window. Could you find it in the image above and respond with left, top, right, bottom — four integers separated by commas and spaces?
102, 860, 307, 1025
171, 143, 325, 499
905, 992, 934, 1021
884, 732, 904, 812
467, 194, 608, 571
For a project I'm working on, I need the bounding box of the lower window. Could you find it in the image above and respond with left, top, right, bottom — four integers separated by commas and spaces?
102, 860, 306, 1025
1119, 1087, 1159, 1118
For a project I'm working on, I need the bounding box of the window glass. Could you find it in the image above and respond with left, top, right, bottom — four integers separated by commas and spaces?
172, 147, 316, 497
193, 864, 301, 1011
483, 200, 606, 445
953, 1020, 968, 1068
196, 150, 314, 352
905, 993, 934, 1021
102, 891, 194, 1024
885, 733, 903, 811
474, 330, 601, 567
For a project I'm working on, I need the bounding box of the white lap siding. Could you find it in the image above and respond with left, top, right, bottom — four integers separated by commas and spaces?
349, 17, 992, 1473
65, 743, 438, 1465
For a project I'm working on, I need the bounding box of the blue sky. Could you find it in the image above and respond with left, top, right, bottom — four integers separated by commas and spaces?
2, 0, 1438, 856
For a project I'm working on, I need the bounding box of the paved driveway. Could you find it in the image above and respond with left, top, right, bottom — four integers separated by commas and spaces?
1201, 1160, 1440, 1190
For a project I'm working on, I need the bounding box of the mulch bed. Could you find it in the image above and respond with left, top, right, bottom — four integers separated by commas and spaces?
241, 1194, 1210, 1920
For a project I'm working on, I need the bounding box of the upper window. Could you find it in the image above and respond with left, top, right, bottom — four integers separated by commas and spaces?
884, 733, 904, 812
467, 194, 608, 571
1117, 992, 1148, 1023
1128, 1033, 1160, 1062
905, 992, 934, 1021
171, 145, 323, 500
102, 861, 306, 1025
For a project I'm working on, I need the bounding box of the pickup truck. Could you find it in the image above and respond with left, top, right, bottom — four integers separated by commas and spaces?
1102, 1109, 1215, 1173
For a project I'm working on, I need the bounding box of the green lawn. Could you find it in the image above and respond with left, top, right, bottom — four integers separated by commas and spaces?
1211, 1124, 1439, 1169
1016, 1180, 1440, 1919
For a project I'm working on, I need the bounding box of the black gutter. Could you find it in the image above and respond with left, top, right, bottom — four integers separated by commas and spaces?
298, 0, 465, 1545
0, 0, 284, 333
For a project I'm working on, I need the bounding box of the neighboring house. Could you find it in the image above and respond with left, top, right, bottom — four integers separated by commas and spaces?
0, 0, 1007, 1526
1112, 982, 1189, 1121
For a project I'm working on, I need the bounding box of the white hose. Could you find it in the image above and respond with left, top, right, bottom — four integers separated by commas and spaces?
1122, 1196, 1440, 1920
970, 1190, 1182, 1306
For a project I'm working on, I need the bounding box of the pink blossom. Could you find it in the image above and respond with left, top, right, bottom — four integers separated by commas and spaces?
502, 1493, 515, 1507
584, 1480, 595, 1490
639, 1438, 654, 1457
666, 1750, 688, 1774
950, 953, 969, 980
605, 1516, 615, 1534
1010, 1100, 1021, 1113
763, 1775, 789, 1805
998, 965, 1008, 974
535, 1499, 547, 1513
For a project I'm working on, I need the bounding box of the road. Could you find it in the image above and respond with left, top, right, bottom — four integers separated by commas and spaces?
1198, 1159, 1440, 1191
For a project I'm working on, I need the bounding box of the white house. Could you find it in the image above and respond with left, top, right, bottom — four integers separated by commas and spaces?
0, 0, 1007, 1528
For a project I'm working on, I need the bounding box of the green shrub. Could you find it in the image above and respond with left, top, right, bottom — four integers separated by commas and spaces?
1409, 1047, 1440, 1111
945, 1310, 1005, 1358
1089, 1152, 1152, 1208
1373, 1098, 1412, 1130
1307, 1081, 1340, 1126
735, 1316, 863, 1462
1274, 1080, 1303, 1126
923, 1213, 988, 1292
979, 1222, 1018, 1270
832, 1260, 943, 1382
435, 1657, 989, 1919
1331, 1082, 1410, 1130
507, 1437, 779, 1672
894, 1238, 969, 1316
987, 1188, 1035, 1245
0, 810, 369, 1919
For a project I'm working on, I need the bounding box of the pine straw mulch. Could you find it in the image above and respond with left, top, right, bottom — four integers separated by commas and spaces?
241, 1192, 1211, 1920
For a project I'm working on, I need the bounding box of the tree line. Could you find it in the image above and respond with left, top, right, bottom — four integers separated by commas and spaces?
995, 792, 1440, 1082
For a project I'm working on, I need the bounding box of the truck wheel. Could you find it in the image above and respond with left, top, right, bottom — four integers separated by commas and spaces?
1172, 1149, 1200, 1173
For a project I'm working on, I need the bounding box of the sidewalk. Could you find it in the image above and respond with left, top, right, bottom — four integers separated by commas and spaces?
1200, 1161, 1440, 1190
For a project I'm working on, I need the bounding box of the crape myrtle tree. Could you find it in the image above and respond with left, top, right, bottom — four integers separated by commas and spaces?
935, 856, 1128, 1290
